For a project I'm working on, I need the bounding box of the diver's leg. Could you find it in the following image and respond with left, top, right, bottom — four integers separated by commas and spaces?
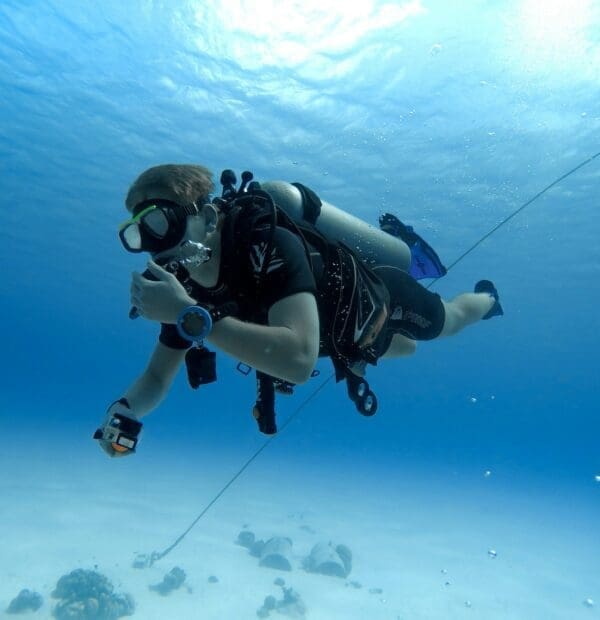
439, 293, 495, 337
381, 333, 417, 358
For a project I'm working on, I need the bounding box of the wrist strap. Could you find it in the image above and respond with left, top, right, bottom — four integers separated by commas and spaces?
209, 301, 239, 322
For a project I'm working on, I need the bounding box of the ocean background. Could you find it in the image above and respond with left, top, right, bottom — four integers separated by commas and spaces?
1, 1, 599, 618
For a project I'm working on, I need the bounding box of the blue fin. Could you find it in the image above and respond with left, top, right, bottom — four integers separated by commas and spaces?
379, 213, 447, 280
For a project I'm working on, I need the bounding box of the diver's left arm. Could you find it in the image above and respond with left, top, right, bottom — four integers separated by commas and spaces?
206, 292, 320, 385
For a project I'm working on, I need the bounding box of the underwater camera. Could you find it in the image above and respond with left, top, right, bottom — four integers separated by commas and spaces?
93, 413, 143, 452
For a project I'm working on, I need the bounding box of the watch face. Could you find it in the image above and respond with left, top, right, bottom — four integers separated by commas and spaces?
182, 308, 210, 338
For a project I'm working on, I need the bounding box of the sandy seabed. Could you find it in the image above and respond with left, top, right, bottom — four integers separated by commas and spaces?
1, 433, 598, 620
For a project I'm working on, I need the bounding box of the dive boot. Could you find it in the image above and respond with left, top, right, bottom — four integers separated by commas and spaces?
474, 280, 504, 320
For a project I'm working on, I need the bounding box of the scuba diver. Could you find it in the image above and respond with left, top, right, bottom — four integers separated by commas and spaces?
95, 164, 503, 456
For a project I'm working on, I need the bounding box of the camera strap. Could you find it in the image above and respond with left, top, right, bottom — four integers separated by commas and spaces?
183, 301, 239, 389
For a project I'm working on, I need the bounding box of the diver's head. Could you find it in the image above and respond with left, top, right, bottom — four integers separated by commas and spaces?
125, 163, 215, 214
120, 164, 223, 262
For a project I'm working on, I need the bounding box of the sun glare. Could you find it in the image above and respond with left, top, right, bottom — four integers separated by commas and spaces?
192, 0, 424, 70
511, 0, 597, 78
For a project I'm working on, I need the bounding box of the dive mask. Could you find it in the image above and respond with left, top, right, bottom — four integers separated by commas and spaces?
118, 198, 201, 254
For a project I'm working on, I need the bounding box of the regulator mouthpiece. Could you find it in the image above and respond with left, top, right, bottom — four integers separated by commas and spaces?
164, 240, 212, 269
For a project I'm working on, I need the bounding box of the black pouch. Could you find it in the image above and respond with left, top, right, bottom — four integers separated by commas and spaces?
253, 371, 277, 434
185, 346, 217, 388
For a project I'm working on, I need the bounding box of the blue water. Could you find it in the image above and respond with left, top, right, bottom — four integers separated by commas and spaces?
1, 1, 599, 618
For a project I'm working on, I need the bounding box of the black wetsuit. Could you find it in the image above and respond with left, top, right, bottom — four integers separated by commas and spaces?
375, 265, 445, 341
159, 222, 445, 356
159, 226, 317, 349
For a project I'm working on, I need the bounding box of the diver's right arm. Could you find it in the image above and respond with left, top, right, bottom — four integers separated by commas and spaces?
122, 342, 187, 418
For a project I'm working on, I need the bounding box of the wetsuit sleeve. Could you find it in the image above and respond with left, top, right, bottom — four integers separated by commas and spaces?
159, 323, 192, 349
257, 227, 317, 310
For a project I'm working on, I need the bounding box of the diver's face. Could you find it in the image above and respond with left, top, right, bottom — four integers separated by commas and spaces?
149, 216, 197, 262
185, 211, 215, 244
124, 188, 185, 261
151, 210, 217, 265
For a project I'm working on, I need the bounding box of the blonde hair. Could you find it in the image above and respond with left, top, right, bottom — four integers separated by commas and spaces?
125, 164, 215, 211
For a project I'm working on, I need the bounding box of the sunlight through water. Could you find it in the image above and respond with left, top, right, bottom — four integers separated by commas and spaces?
189, 0, 425, 71
508, 0, 599, 80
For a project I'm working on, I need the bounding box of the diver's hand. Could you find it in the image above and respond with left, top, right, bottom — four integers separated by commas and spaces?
94, 399, 142, 458
130, 260, 194, 323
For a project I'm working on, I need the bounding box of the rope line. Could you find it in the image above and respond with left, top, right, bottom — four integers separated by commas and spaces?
147, 373, 334, 566
426, 150, 600, 289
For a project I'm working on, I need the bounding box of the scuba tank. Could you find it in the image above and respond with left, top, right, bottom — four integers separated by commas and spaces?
260, 180, 411, 273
